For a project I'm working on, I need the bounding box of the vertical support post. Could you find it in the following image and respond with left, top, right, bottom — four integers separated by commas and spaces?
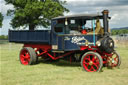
93, 20, 96, 46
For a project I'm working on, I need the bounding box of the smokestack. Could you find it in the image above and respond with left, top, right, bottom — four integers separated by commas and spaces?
102, 10, 109, 35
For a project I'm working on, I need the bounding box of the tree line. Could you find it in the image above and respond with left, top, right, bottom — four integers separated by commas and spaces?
111, 29, 128, 35
0, 35, 8, 40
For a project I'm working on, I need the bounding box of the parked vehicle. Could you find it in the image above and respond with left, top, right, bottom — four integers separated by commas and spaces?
9, 10, 121, 72
116, 34, 128, 41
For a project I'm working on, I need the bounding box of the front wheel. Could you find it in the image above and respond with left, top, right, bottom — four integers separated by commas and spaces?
81, 51, 103, 72
107, 51, 121, 68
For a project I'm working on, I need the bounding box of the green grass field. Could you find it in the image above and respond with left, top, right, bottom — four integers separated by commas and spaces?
1, 42, 128, 85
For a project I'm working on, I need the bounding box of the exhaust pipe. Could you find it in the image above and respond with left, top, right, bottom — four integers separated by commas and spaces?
102, 10, 109, 36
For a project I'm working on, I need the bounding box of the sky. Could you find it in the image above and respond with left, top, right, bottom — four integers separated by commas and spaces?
0, 0, 128, 35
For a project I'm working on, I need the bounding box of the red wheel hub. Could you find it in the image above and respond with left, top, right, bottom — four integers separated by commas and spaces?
83, 54, 100, 72
20, 49, 30, 65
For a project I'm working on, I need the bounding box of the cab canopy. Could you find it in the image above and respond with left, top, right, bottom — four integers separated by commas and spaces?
52, 14, 109, 20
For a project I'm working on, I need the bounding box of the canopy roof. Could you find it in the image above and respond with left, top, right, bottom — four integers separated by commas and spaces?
52, 14, 105, 20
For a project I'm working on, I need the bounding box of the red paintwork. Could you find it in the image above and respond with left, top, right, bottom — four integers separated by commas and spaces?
24, 44, 74, 60
37, 51, 47, 56
81, 30, 87, 34
80, 46, 97, 51
46, 51, 74, 60
82, 54, 100, 72
20, 49, 30, 65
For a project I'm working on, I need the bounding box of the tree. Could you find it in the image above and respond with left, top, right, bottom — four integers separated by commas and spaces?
111, 28, 128, 35
0, 12, 4, 28
5, 0, 69, 30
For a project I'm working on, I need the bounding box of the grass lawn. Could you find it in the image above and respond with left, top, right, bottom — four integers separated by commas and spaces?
1, 42, 128, 85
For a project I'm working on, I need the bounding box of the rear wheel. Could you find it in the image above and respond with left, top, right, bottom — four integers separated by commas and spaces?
81, 51, 103, 72
20, 47, 37, 65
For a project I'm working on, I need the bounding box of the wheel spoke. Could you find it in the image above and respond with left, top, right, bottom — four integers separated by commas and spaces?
21, 54, 25, 58
95, 61, 99, 65
85, 57, 90, 61
83, 62, 89, 65
25, 52, 28, 56
110, 52, 114, 57
92, 57, 95, 61
93, 63, 99, 70
92, 56, 97, 62
88, 56, 91, 61
114, 56, 118, 61
89, 66, 93, 70
92, 66, 96, 71
26, 53, 30, 59
20, 56, 25, 61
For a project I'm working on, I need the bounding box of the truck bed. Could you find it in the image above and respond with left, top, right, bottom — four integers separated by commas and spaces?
9, 30, 51, 44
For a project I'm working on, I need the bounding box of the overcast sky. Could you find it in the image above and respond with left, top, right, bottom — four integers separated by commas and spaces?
0, 0, 128, 35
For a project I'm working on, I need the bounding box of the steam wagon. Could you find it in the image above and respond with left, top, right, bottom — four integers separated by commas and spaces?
9, 10, 121, 72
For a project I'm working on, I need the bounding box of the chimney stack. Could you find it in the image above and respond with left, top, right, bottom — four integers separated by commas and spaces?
102, 10, 109, 35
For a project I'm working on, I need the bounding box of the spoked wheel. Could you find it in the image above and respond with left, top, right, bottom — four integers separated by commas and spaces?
81, 51, 103, 72
106, 51, 121, 68
20, 47, 37, 65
